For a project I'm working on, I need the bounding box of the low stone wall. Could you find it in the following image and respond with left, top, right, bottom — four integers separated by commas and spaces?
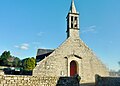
0, 75, 58, 86
95, 75, 120, 86
0, 70, 4, 75
0, 75, 80, 86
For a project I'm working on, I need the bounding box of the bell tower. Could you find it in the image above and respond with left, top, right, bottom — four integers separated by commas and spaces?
66, 0, 79, 38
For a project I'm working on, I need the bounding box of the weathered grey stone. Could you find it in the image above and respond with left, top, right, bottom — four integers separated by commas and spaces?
0, 75, 59, 86
33, 37, 109, 83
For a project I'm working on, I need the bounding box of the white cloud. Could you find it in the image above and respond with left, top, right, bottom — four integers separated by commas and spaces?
14, 45, 19, 48
14, 43, 29, 50
20, 44, 29, 50
81, 25, 97, 33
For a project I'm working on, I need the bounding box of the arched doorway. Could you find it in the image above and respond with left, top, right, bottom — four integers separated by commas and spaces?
70, 60, 77, 76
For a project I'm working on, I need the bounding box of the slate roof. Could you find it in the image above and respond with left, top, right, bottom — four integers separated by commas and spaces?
36, 49, 54, 62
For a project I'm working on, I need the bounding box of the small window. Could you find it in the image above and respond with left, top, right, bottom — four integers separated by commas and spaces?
75, 17, 77, 20
75, 24, 77, 28
71, 23, 73, 28
71, 16, 73, 21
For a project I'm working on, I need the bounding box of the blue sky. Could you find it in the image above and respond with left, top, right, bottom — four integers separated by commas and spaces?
0, 0, 120, 71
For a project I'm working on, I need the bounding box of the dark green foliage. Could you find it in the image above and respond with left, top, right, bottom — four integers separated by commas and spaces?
13, 57, 22, 67
0, 51, 36, 73
22, 57, 36, 71
0, 51, 11, 66
0, 51, 22, 67
1, 51, 10, 59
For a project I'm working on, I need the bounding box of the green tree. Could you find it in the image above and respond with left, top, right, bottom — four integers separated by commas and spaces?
0, 51, 11, 66
13, 57, 22, 67
0, 51, 22, 67
22, 57, 36, 71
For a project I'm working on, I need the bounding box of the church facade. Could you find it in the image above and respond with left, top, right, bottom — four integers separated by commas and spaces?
33, 0, 109, 83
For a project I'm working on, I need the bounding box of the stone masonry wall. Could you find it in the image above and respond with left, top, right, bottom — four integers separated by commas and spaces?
33, 37, 109, 83
0, 75, 58, 86
0, 74, 80, 86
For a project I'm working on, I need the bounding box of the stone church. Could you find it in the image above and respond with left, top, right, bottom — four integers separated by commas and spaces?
33, 0, 109, 83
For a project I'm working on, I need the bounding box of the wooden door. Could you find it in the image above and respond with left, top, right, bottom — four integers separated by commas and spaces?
70, 61, 77, 76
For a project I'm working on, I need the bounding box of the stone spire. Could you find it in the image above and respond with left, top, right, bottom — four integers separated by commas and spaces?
69, 0, 77, 13
66, 0, 79, 38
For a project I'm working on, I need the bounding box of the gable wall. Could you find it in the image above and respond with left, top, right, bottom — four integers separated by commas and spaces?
33, 37, 109, 83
